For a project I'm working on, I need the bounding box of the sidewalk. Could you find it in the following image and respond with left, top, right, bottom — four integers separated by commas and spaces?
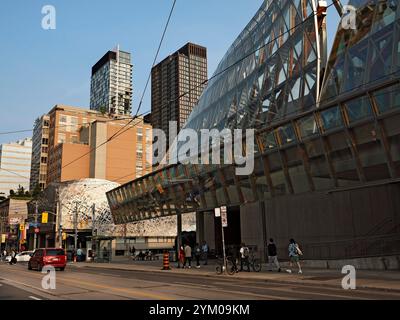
68, 258, 400, 293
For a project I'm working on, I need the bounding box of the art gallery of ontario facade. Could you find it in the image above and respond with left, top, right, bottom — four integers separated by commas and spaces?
107, 0, 400, 261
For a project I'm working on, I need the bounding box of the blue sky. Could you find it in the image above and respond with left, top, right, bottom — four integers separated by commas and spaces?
0, 0, 340, 145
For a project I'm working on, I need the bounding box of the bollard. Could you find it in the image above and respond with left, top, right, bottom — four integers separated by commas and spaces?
162, 251, 171, 270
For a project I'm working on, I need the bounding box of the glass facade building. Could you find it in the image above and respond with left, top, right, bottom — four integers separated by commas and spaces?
30, 115, 50, 191
107, 0, 400, 259
90, 49, 133, 116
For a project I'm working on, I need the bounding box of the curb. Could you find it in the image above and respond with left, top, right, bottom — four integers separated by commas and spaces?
68, 264, 400, 294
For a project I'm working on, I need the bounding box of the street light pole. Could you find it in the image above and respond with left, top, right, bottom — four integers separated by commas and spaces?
33, 201, 38, 250
57, 200, 62, 248
91, 203, 95, 258
74, 202, 78, 251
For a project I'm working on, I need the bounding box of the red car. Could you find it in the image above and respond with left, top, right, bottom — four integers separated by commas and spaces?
28, 248, 67, 271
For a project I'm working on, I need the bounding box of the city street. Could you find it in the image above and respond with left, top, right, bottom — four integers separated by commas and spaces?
1, 262, 400, 300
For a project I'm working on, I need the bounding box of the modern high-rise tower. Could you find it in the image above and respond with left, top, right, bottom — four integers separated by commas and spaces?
29, 115, 50, 191
90, 47, 133, 116
151, 43, 208, 147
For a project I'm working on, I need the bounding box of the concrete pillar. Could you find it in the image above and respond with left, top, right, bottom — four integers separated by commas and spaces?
240, 201, 266, 261
196, 211, 205, 244
203, 211, 216, 252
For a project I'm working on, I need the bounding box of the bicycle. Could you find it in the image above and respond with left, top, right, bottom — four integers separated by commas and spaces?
249, 253, 262, 272
215, 256, 238, 275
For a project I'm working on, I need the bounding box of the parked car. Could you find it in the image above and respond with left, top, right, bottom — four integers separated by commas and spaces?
14, 251, 34, 262
28, 248, 67, 271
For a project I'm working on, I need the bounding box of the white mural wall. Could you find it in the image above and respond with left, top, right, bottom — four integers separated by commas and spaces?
57, 179, 196, 237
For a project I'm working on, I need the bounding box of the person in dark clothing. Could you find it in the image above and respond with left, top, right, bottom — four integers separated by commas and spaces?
267, 238, 281, 272
239, 243, 250, 272
194, 243, 201, 268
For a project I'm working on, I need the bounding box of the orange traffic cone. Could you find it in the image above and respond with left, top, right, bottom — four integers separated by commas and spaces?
162, 251, 171, 270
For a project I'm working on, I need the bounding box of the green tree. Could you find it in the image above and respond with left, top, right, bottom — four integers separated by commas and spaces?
17, 185, 25, 196
99, 105, 107, 115
31, 184, 42, 199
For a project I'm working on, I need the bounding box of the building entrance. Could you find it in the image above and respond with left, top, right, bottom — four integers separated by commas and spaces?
214, 206, 241, 257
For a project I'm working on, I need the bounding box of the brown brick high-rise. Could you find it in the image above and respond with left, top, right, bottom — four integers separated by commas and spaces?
151, 43, 207, 150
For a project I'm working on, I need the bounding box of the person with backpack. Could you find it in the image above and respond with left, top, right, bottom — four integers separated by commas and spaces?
201, 241, 209, 265
267, 238, 281, 272
183, 243, 192, 269
239, 243, 250, 272
9, 249, 17, 265
194, 243, 201, 268
286, 239, 303, 274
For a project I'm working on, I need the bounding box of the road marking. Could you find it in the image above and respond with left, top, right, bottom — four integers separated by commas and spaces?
29, 296, 42, 300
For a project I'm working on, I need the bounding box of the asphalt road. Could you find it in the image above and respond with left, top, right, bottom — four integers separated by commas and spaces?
0, 282, 45, 300
0, 262, 399, 300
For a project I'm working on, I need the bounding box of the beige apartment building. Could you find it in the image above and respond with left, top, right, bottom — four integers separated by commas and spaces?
33, 105, 151, 186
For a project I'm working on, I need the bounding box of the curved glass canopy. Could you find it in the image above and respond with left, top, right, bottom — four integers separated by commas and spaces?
184, 0, 321, 132
321, 0, 400, 101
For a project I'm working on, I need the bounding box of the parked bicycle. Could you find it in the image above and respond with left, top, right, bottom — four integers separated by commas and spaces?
215, 256, 238, 275
249, 252, 262, 272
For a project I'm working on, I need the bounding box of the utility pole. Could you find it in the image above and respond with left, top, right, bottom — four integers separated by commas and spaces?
91, 203, 95, 257
176, 210, 182, 268
33, 201, 38, 250
57, 200, 62, 248
74, 202, 78, 251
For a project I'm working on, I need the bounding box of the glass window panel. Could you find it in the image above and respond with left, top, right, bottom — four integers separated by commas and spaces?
345, 96, 373, 122
373, 83, 400, 113
369, 30, 394, 82
277, 123, 296, 145
321, 106, 343, 130
344, 42, 368, 91
297, 115, 318, 138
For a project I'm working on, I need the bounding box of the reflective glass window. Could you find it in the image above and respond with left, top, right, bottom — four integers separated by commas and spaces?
321, 106, 343, 130
277, 124, 296, 145
373, 83, 400, 113
297, 115, 318, 138
345, 96, 373, 122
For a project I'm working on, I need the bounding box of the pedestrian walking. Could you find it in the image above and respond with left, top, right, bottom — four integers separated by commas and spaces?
286, 239, 303, 274
9, 249, 17, 265
77, 248, 83, 262
179, 246, 185, 266
194, 243, 201, 268
239, 243, 250, 272
267, 238, 281, 272
183, 244, 192, 269
201, 241, 209, 265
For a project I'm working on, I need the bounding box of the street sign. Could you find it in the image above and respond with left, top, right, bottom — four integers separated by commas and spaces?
19, 224, 25, 231
1, 234, 5, 243
34, 228, 40, 234
214, 207, 221, 217
41, 212, 48, 224
221, 206, 228, 227
62, 232, 67, 241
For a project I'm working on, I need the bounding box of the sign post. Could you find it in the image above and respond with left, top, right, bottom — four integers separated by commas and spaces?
216, 207, 228, 274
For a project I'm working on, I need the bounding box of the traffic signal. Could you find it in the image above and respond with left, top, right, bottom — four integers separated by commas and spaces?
41, 212, 48, 224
